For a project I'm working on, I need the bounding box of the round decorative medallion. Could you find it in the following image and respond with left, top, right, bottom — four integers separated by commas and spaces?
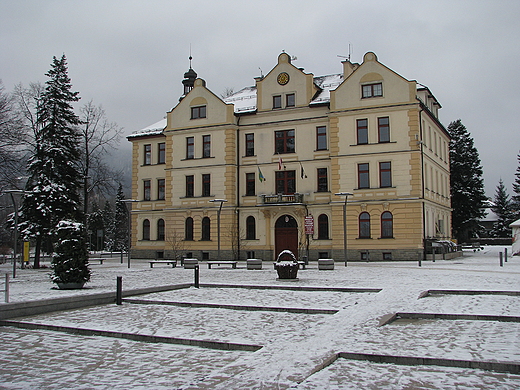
277, 72, 290, 85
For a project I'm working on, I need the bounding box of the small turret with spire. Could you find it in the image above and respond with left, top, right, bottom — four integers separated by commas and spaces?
181, 55, 197, 100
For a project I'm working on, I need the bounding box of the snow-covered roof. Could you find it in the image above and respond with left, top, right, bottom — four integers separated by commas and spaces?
222, 74, 345, 113
222, 86, 257, 113
131, 73, 432, 137
310, 74, 343, 105
128, 118, 166, 138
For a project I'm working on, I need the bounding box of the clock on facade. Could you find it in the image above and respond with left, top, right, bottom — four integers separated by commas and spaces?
277, 72, 290, 85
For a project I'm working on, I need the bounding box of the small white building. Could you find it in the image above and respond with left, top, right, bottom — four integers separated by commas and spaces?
510, 219, 520, 256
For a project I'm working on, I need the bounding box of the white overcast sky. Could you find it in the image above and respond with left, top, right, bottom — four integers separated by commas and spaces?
1, 0, 519, 196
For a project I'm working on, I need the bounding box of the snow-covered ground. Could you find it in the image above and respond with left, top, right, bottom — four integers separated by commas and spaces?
1, 246, 519, 389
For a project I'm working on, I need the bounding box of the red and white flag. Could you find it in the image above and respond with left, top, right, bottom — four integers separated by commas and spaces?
278, 156, 283, 170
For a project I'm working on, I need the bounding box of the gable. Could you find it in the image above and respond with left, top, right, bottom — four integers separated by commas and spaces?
166, 78, 235, 130
331, 52, 416, 111
255, 52, 319, 112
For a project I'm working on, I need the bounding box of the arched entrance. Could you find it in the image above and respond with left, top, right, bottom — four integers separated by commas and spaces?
275, 215, 298, 259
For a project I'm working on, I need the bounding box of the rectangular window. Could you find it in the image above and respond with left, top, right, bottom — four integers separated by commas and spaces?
317, 168, 328, 192
286, 93, 295, 107
191, 105, 206, 119
316, 126, 327, 150
378, 117, 390, 143
358, 163, 370, 189
273, 95, 282, 109
202, 174, 210, 197
158, 142, 166, 164
143, 180, 151, 200
380, 162, 392, 188
157, 179, 165, 200
357, 119, 368, 145
275, 129, 295, 154
246, 173, 255, 196
245, 133, 254, 156
202, 135, 211, 158
276, 170, 296, 194
144, 144, 152, 165
362, 83, 383, 98
186, 137, 194, 159
185, 175, 194, 198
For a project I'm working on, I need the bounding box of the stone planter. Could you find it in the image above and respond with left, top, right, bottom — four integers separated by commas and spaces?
56, 282, 85, 290
275, 250, 299, 280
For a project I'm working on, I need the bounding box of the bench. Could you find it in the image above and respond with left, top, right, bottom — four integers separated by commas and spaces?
149, 260, 177, 268
89, 258, 105, 265
207, 261, 237, 269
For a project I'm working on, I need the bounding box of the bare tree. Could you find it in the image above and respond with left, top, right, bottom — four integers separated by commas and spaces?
0, 81, 28, 187
165, 230, 190, 261
77, 100, 124, 218
220, 87, 235, 99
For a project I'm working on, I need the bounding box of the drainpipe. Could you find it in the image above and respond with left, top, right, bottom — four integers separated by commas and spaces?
236, 116, 241, 260
419, 107, 426, 259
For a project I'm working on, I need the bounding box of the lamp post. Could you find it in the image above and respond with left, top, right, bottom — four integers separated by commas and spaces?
122, 199, 139, 268
4, 190, 25, 278
335, 192, 353, 267
209, 199, 227, 260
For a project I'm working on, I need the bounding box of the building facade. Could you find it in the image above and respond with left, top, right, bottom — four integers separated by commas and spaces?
127, 52, 451, 261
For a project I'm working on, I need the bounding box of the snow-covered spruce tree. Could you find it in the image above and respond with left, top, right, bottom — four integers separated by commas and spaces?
448, 119, 487, 243
102, 200, 115, 251
113, 183, 129, 253
490, 179, 515, 237
19, 55, 88, 282
51, 220, 90, 286
512, 152, 520, 220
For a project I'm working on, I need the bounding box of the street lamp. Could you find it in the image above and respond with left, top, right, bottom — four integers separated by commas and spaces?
209, 199, 227, 260
335, 192, 353, 267
4, 190, 25, 278
122, 199, 139, 268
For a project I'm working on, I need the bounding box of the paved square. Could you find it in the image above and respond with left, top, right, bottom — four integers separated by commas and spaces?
1, 246, 519, 389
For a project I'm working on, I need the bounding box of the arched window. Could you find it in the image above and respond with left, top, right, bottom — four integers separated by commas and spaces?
381, 211, 393, 238
318, 214, 329, 239
246, 216, 256, 240
142, 219, 150, 240
157, 219, 165, 241
201, 217, 211, 241
359, 212, 371, 238
185, 217, 194, 241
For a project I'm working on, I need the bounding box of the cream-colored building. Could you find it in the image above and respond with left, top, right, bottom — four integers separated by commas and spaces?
127, 52, 451, 261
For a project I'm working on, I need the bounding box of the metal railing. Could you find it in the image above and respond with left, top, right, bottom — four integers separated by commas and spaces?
261, 193, 304, 204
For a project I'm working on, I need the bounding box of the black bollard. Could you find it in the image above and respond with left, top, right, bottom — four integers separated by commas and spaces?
432, 248, 436, 262
418, 252, 422, 267
499, 252, 503, 267
505, 248, 508, 262
116, 276, 122, 305
194, 265, 200, 288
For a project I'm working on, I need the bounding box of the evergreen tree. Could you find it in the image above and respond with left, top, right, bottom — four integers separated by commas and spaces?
19, 55, 84, 269
102, 200, 115, 251
51, 220, 90, 285
512, 152, 520, 220
490, 179, 515, 237
113, 183, 129, 252
448, 119, 487, 243
86, 202, 105, 251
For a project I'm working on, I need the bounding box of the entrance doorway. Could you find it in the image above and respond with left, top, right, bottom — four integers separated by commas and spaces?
275, 215, 298, 259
